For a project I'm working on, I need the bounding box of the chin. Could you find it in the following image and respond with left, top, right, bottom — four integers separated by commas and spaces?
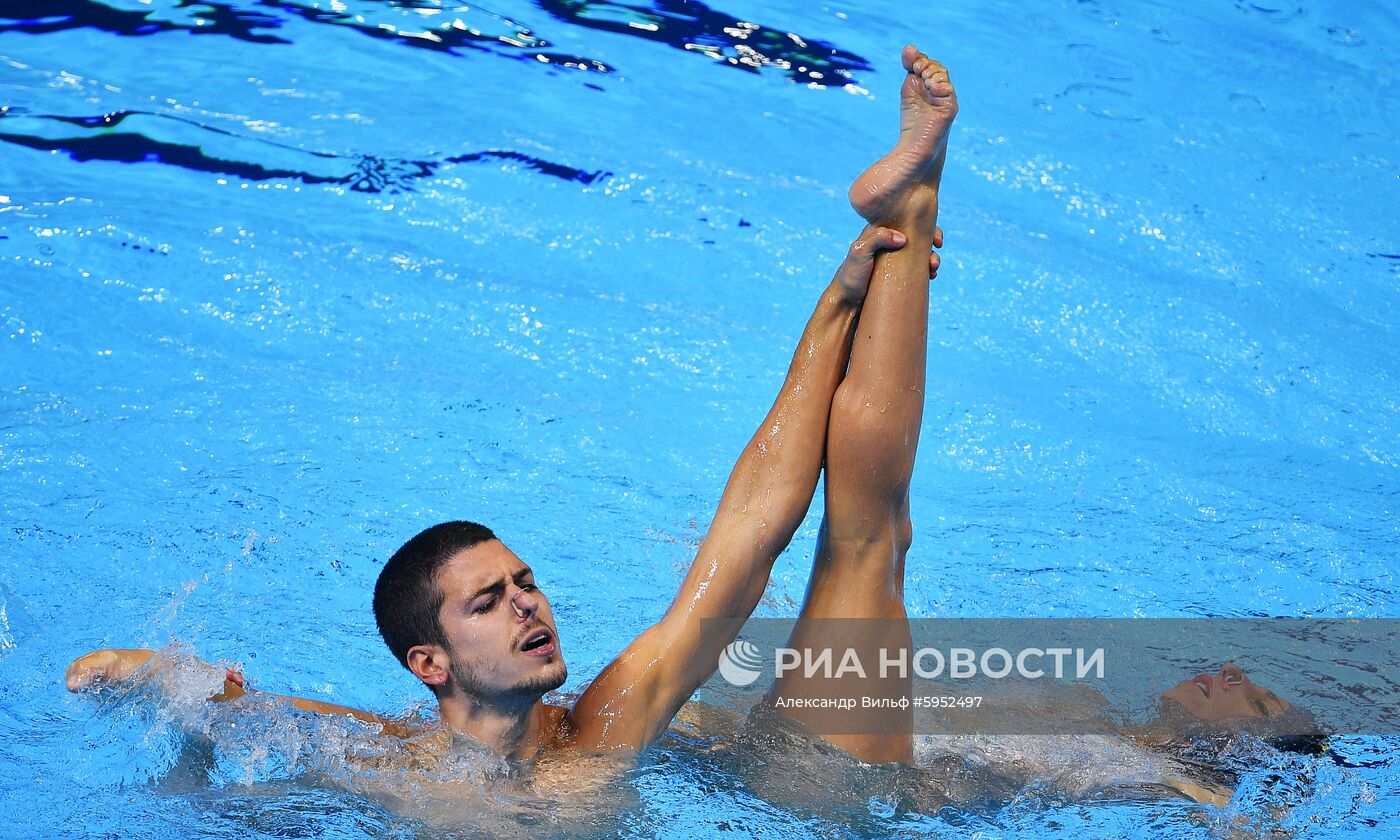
1158, 693, 1206, 721
519, 663, 568, 695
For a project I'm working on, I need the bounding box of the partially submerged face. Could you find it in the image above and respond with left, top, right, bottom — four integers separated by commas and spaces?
425, 539, 568, 702
1159, 662, 1290, 722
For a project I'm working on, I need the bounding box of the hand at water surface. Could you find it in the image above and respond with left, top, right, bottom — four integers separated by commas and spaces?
64, 648, 156, 692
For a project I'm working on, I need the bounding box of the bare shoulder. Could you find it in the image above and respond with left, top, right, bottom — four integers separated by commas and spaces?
551, 700, 596, 748
544, 701, 572, 731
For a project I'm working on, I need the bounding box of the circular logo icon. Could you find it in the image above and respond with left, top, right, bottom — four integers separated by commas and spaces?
718, 639, 763, 686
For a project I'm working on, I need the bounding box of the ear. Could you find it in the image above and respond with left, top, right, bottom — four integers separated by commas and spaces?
406, 644, 451, 690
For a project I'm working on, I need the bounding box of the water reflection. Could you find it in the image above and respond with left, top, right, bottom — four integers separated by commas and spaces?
1, 0, 871, 85
0, 0, 611, 70
0, 107, 609, 192
535, 0, 871, 88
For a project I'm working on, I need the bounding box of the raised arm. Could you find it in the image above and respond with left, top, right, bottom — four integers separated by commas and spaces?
565, 227, 938, 750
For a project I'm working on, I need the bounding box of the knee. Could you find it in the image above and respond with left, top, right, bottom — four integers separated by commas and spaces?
829, 386, 917, 496
896, 513, 914, 554
831, 382, 901, 442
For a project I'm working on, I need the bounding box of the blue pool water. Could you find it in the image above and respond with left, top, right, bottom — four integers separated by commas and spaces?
2, 0, 1397, 836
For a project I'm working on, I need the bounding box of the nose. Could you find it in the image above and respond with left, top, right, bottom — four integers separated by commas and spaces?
510, 588, 538, 619
1219, 662, 1245, 689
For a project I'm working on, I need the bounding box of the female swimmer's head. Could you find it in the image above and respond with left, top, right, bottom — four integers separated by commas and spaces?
1154, 662, 1326, 755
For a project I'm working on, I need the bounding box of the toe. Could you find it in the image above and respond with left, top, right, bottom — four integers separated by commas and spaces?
924, 70, 955, 101
901, 44, 921, 72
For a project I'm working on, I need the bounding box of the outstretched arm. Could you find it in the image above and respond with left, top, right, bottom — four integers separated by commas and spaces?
566, 227, 938, 750
65, 648, 410, 736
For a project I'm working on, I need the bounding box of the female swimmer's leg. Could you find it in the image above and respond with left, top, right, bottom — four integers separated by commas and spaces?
772, 46, 957, 764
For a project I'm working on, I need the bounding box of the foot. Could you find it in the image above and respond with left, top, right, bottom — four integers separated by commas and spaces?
848, 46, 958, 225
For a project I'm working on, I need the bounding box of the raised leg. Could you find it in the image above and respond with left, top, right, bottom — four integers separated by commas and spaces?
772, 46, 957, 764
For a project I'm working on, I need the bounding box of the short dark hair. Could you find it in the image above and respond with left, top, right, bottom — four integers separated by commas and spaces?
373, 521, 497, 675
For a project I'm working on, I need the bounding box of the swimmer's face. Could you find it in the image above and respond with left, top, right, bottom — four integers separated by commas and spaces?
1160, 662, 1290, 722
428, 539, 567, 701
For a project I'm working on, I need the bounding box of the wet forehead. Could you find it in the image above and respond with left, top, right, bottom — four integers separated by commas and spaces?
436, 539, 531, 596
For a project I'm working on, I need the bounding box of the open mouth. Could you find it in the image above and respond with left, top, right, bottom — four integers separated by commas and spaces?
520, 628, 555, 655
1191, 674, 1213, 698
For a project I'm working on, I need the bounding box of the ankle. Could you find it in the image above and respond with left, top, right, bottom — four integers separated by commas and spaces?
866, 186, 939, 231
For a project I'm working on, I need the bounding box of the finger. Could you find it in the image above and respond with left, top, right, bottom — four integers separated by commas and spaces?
851, 226, 907, 261
852, 226, 908, 252
933, 226, 944, 249
929, 250, 941, 279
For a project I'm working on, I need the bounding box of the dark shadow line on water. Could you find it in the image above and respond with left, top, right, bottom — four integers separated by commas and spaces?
532, 0, 872, 87
258, 0, 613, 71
0, 108, 610, 192
0, 0, 289, 43
1, 0, 869, 86
0, 0, 613, 73
0, 128, 346, 184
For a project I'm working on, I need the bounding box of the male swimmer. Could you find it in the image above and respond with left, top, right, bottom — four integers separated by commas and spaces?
68, 44, 958, 765
64, 48, 1310, 800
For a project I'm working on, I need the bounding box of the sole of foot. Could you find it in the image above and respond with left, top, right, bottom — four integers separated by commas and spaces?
848, 45, 958, 226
